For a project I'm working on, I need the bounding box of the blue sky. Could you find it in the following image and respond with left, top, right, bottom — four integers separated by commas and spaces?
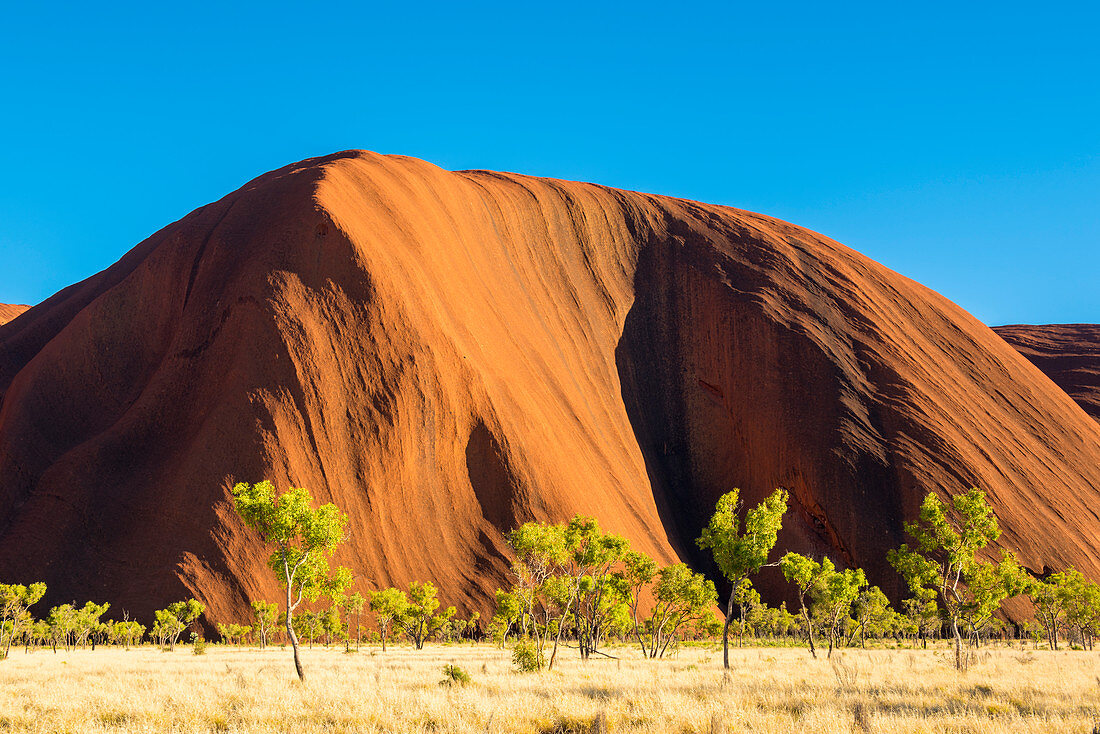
1, 2, 1097, 325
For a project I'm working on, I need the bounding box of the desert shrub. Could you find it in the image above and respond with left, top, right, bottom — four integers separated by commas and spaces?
192, 634, 207, 655
440, 663, 471, 686
513, 639, 542, 672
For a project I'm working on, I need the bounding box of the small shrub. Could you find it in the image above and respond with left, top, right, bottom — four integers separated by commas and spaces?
440, 663, 471, 686
512, 639, 542, 672
192, 634, 207, 656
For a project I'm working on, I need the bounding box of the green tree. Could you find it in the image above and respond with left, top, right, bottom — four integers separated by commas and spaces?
231, 480, 351, 681
632, 562, 717, 658
217, 623, 252, 646
1059, 570, 1100, 650
697, 488, 789, 669
396, 581, 455, 650
46, 604, 79, 651
336, 591, 366, 652
813, 564, 866, 656
75, 602, 111, 650
1028, 572, 1069, 650
888, 488, 1014, 670
489, 589, 522, 648
153, 599, 202, 650
780, 553, 828, 658
961, 552, 1027, 645
110, 619, 146, 649
557, 516, 630, 663
251, 600, 278, 649
0, 582, 46, 658
506, 520, 570, 670
463, 611, 481, 641
369, 587, 407, 652
849, 586, 895, 647
294, 610, 323, 648
731, 578, 762, 647
901, 594, 939, 648
320, 608, 342, 646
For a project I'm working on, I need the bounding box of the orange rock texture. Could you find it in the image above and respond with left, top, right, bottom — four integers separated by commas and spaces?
995, 324, 1100, 423
0, 304, 28, 326
1, 151, 1098, 625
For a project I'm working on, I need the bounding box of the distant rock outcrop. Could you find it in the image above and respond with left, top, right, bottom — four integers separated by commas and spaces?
995, 324, 1100, 423
1, 151, 1098, 626
0, 304, 28, 326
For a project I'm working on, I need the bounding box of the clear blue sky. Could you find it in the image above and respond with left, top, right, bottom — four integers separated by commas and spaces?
2, 2, 1097, 325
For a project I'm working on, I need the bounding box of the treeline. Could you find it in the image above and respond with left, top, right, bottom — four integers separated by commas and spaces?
2, 483, 1098, 679
0, 593, 201, 655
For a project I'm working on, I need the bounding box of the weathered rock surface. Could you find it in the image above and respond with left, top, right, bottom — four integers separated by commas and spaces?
0, 305, 28, 326
995, 324, 1100, 423
1, 151, 1098, 625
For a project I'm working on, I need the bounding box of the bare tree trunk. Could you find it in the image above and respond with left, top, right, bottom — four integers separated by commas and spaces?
548, 591, 577, 671
285, 574, 305, 682
722, 589, 735, 670
798, 598, 817, 659
952, 618, 963, 671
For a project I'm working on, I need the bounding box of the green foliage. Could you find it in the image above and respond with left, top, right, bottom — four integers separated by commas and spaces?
0, 582, 46, 658
231, 480, 351, 680
963, 552, 1028, 636
503, 515, 639, 668
697, 488, 788, 668
1056, 569, 1100, 649
901, 595, 939, 641
396, 581, 455, 650
813, 563, 867, 656
630, 561, 717, 658
1027, 568, 1100, 650
489, 589, 522, 647
250, 600, 278, 649
217, 623, 252, 646
888, 488, 1019, 670
109, 620, 146, 649
152, 599, 203, 650
511, 637, 542, 672
440, 663, 471, 686
335, 591, 366, 650
504, 520, 568, 670
697, 488, 789, 585
232, 482, 350, 608
851, 586, 896, 643
369, 587, 408, 652
191, 633, 207, 655
559, 516, 630, 661
780, 552, 829, 657
293, 610, 323, 647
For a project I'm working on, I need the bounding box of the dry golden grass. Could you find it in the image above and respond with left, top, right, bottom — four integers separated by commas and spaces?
0, 642, 1096, 733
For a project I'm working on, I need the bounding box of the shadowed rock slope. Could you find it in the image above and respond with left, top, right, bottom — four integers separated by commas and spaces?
1, 151, 1099, 625
0, 305, 28, 326
995, 324, 1100, 423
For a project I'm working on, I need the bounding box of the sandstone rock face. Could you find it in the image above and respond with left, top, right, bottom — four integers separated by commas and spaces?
1, 151, 1099, 625
995, 324, 1100, 423
0, 305, 28, 326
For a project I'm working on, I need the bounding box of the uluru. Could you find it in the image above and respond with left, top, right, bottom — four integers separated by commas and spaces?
2, 150, 1099, 627
0, 304, 28, 326
995, 324, 1100, 424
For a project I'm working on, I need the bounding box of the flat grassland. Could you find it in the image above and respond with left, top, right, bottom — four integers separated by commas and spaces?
0, 643, 1096, 733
